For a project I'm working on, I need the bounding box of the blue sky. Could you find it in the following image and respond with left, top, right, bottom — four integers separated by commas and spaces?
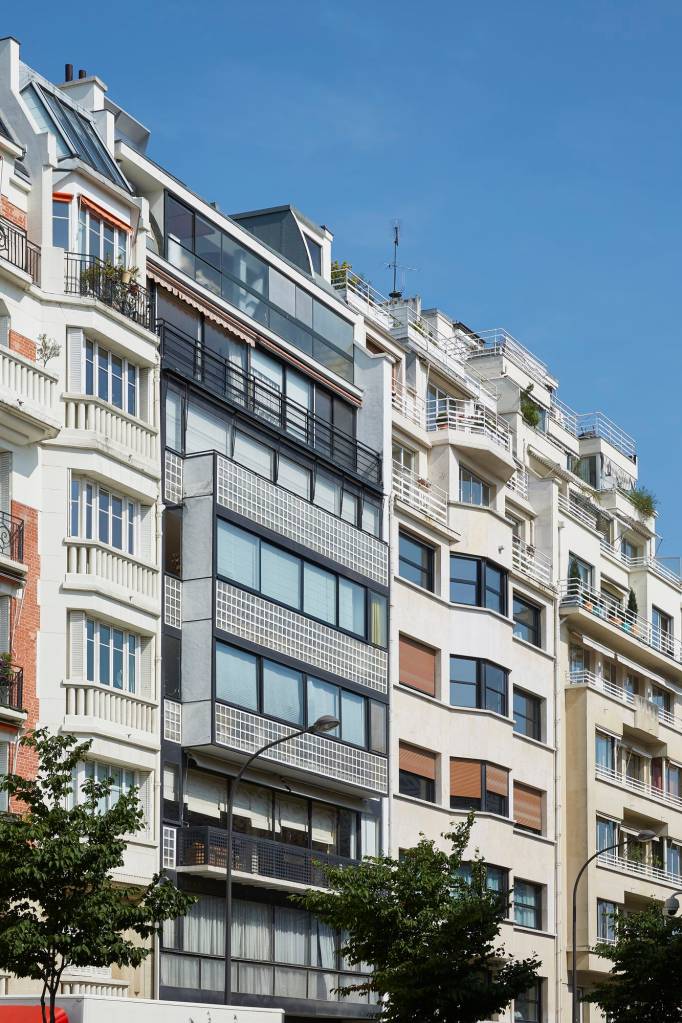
9, 1, 682, 555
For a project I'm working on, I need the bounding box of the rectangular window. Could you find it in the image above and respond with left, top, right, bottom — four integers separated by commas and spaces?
398, 742, 436, 802
459, 467, 491, 507
398, 531, 434, 591
595, 732, 616, 772
597, 816, 618, 852
514, 782, 543, 834
215, 642, 258, 711
514, 881, 542, 930
597, 900, 619, 942
515, 980, 542, 1022
450, 759, 509, 816
513, 595, 541, 647
71, 478, 137, 554
399, 635, 437, 696
262, 660, 304, 725
450, 657, 508, 716
568, 553, 593, 588
262, 543, 302, 609
85, 618, 139, 693
79, 206, 127, 263
459, 861, 509, 897
84, 338, 139, 415
339, 577, 365, 637
653, 607, 674, 653
450, 556, 507, 614
303, 562, 336, 624
513, 688, 542, 740
52, 198, 70, 248
217, 520, 260, 589
77, 761, 137, 815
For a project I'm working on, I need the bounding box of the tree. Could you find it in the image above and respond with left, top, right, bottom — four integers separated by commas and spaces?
0, 730, 195, 1023
585, 903, 682, 1022
297, 815, 540, 1023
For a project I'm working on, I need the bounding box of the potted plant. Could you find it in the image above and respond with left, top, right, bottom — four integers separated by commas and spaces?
0, 650, 14, 704
627, 487, 657, 520
625, 588, 638, 635
520, 383, 541, 428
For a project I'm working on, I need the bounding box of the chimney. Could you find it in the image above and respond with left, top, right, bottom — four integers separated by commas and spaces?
78, 69, 87, 79
64, 63, 73, 82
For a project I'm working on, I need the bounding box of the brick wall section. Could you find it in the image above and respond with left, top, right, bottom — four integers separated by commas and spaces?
9, 502, 39, 794
0, 197, 27, 231
9, 330, 36, 362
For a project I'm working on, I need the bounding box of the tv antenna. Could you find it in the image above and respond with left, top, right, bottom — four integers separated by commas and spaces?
387, 221, 416, 299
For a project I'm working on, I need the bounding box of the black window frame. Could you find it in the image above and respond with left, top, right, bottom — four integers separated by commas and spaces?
398, 769, 435, 803
450, 760, 509, 818
450, 554, 507, 615
515, 979, 543, 1022
450, 656, 509, 716
459, 860, 509, 899
514, 880, 543, 931
513, 593, 542, 647
513, 687, 543, 741
398, 530, 435, 592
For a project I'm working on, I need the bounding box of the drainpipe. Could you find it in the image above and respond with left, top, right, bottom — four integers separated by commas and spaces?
555, 516, 565, 1019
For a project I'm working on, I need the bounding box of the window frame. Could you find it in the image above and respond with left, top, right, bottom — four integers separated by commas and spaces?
78, 204, 127, 264
398, 529, 435, 592
450, 759, 509, 817
70, 475, 139, 556
86, 617, 139, 694
450, 656, 509, 716
513, 687, 543, 741
514, 880, 543, 931
398, 769, 436, 803
450, 554, 507, 615
459, 465, 491, 507
515, 979, 542, 1022
85, 337, 139, 418
513, 593, 542, 647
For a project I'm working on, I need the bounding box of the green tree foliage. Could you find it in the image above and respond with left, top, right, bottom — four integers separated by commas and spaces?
297, 815, 540, 1023
586, 903, 682, 1022
0, 730, 195, 1023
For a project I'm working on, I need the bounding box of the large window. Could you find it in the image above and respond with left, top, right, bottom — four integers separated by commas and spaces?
450, 555, 507, 615
217, 520, 387, 646
515, 980, 542, 1022
450, 656, 508, 716
70, 760, 140, 818
398, 742, 436, 802
85, 339, 139, 417
597, 900, 619, 942
215, 641, 387, 754
595, 732, 616, 772
70, 477, 139, 555
398, 531, 434, 591
86, 619, 139, 693
653, 606, 674, 653
513, 594, 541, 647
568, 552, 593, 588
596, 816, 618, 852
164, 193, 355, 382
458, 861, 509, 898
513, 688, 542, 740
514, 881, 542, 930
450, 759, 509, 816
459, 467, 491, 507
78, 204, 127, 264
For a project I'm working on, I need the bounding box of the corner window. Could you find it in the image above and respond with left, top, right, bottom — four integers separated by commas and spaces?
513, 688, 542, 741
459, 467, 491, 507
450, 656, 508, 716
70, 476, 138, 555
398, 530, 434, 591
450, 759, 509, 816
568, 552, 593, 588
513, 595, 541, 647
450, 555, 507, 615
514, 881, 542, 930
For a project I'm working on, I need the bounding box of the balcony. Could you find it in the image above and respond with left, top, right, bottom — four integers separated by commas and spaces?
466, 328, 555, 389
505, 461, 529, 500
63, 395, 158, 471
0, 217, 40, 284
63, 680, 157, 742
65, 539, 159, 615
392, 380, 424, 427
595, 763, 682, 814
392, 462, 448, 528
0, 667, 23, 714
64, 253, 152, 331
512, 535, 553, 589
330, 266, 400, 333
567, 670, 682, 733
426, 397, 515, 479
177, 826, 357, 888
158, 320, 382, 487
597, 850, 681, 890
558, 491, 600, 531
600, 537, 682, 590
0, 346, 60, 444
0, 511, 24, 564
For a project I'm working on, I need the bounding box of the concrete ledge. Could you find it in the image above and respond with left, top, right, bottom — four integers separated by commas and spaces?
0, 995, 284, 1023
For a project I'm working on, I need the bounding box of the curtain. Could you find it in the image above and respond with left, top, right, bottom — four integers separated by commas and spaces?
232, 899, 272, 961
274, 905, 309, 965
200, 958, 224, 992
303, 563, 337, 624
185, 895, 224, 956
275, 966, 307, 998
233, 431, 274, 479
217, 520, 259, 588
160, 952, 199, 989
311, 917, 336, 969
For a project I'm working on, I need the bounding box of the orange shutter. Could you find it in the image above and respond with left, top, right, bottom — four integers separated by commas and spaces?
399, 742, 437, 780
79, 194, 132, 234
450, 758, 481, 798
514, 782, 542, 832
399, 635, 436, 696
486, 765, 509, 798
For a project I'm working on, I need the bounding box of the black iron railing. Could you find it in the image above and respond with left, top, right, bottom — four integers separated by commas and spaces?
178, 826, 357, 887
0, 217, 40, 284
0, 511, 24, 563
158, 320, 382, 486
65, 253, 152, 330
0, 667, 23, 713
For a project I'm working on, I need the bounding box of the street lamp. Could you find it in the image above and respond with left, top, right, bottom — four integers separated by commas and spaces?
222, 714, 340, 1005
571, 829, 656, 1023
663, 891, 682, 917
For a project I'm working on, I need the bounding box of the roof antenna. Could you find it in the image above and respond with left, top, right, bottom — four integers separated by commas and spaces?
388, 220, 416, 299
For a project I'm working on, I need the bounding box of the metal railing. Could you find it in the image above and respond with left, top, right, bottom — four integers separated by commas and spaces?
0, 511, 24, 563
330, 266, 400, 331
466, 328, 553, 388
599, 538, 682, 589
158, 320, 382, 485
392, 462, 448, 526
0, 217, 40, 283
178, 826, 357, 887
595, 763, 682, 812
560, 580, 682, 663
506, 462, 529, 499
425, 397, 511, 451
567, 671, 682, 733
0, 667, 23, 712
548, 394, 578, 435
576, 412, 636, 462
597, 850, 681, 888
65, 254, 151, 330
558, 491, 599, 530
512, 535, 553, 588
391, 380, 424, 426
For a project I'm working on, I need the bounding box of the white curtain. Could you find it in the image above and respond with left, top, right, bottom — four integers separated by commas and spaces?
311, 917, 336, 969
185, 895, 224, 956
231, 899, 272, 961
274, 905, 309, 965
160, 952, 199, 988
304, 563, 337, 623
275, 966, 307, 998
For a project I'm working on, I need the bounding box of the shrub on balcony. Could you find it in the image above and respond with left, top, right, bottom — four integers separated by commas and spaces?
520, 384, 541, 428
627, 487, 657, 519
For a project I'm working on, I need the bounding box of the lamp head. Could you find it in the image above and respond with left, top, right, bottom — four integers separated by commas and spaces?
636, 829, 657, 842
664, 896, 680, 918
311, 715, 340, 733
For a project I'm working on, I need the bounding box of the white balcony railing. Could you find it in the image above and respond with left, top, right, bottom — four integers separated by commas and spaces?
64, 681, 157, 737
330, 266, 401, 332
595, 763, 682, 812
560, 580, 682, 664
64, 395, 158, 465
558, 491, 599, 530
392, 380, 424, 426
512, 535, 553, 588
597, 850, 681, 889
505, 462, 529, 500
548, 396, 636, 462
466, 328, 553, 388
392, 462, 448, 527
568, 670, 681, 734
600, 538, 682, 589
65, 540, 159, 605
426, 398, 512, 451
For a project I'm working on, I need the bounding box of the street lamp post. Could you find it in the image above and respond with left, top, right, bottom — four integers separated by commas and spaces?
222, 714, 340, 1005
571, 829, 655, 1023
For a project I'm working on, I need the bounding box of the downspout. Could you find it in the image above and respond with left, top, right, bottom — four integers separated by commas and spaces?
555, 514, 565, 1019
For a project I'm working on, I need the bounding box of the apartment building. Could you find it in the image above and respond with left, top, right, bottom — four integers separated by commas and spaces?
0, 38, 161, 998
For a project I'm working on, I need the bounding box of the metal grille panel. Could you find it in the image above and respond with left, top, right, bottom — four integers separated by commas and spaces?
164, 450, 183, 504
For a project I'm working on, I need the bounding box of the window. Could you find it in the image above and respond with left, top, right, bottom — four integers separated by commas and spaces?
262, 660, 304, 725
513, 595, 541, 647
398, 742, 436, 802
459, 467, 490, 507
459, 861, 509, 897
650, 684, 671, 714
668, 842, 682, 877
450, 759, 509, 816
0, 743, 8, 813
596, 817, 618, 852
597, 900, 619, 942
85, 339, 139, 416
595, 732, 616, 773
398, 531, 434, 591
72, 760, 137, 815
514, 881, 542, 930
450, 657, 508, 716
513, 689, 542, 740
568, 553, 593, 588
668, 763, 681, 799
653, 607, 674, 653
514, 782, 543, 835
515, 980, 542, 1022
399, 636, 437, 696
78, 205, 127, 264
216, 520, 387, 646
52, 198, 70, 248
86, 619, 139, 693
215, 643, 258, 711
70, 477, 139, 555
392, 444, 416, 472
450, 556, 507, 614
621, 537, 639, 561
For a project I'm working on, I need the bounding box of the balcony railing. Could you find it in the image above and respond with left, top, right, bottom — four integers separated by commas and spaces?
158, 320, 382, 486
595, 763, 682, 812
0, 217, 40, 283
392, 462, 448, 527
178, 826, 357, 887
330, 266, 401, 332
64, 254, 152, 330
466, 328, 553, 388
560, 580, 682, 664
425, 398, 511, 451
512, 535, 553, 588
568, 669, 681, 733
505, 461, 529, 500
548, 396, 636, 462
0, 667, 23, 712
599, 537, 682, 588
0, 511, 24, 563
558, 492, 599, 530
597, 850, 680, 889
391, 380, 424, 426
